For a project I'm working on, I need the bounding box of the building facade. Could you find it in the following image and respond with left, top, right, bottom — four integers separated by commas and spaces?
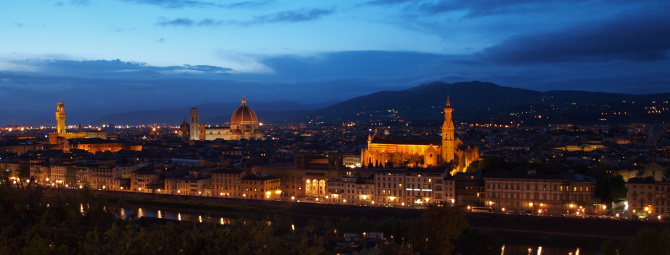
627, 177, 670, 219
484, 173, 597, 215
374, 169, 445, 207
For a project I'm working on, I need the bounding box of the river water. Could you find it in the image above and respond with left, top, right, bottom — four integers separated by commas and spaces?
106, 205, 601, 255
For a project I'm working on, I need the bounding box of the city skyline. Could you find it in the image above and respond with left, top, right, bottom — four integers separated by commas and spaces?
1, 0, 669, 124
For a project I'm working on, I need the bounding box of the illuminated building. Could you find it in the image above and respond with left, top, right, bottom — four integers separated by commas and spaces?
374, 169, 444, 207
56, 99, 66, 134
48, 100, 107, 145
130, 171, 160, 192
343, 154, 362, 168
29, 163, 51, 185
211, 168, 245, 197
361, 96, 479, 175
628, 177, 670, 219
240, 174, 281, 200
189, 96, 264, 141
325, 176, 375, 205
484, 173, 596, 215
253, 162, 345, 198
189, 108, 200, 141
67, 138, 141, 153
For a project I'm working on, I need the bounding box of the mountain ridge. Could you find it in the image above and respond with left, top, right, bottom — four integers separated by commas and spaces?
93, 81, 670, 125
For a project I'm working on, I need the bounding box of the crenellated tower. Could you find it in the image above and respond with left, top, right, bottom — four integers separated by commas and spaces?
441, 96, 455, 163
56, 100, 66, 134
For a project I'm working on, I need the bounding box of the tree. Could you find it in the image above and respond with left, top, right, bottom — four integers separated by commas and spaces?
455, 228, 503, 255
407, 204, 468, 255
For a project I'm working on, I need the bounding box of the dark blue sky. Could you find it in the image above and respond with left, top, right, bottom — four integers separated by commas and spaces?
1, 0, 669, 125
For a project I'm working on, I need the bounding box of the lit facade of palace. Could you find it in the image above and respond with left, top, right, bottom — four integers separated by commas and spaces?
484, 173, 598, 215
189, 96, 263, 141
361, 97, 479, 175
48, 100, 107, 144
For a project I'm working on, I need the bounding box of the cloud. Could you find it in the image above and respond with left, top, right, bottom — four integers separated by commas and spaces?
119, 0, 216, 8
365, 0, 414, 5
479, 7, 670, 63
70, 0, 90, 6
367, 0, 667, 19
158, 8, 335, 28
118, 0, 271, 9
8, 59, 233, 77
13, 23, 24, 27
157, 17, 223, 27
364, 0, 549, 16
257, 51, 452, 81
249, 8, 335, 24
157, 17, 193, 27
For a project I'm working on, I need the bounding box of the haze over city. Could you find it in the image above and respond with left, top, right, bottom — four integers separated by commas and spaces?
2, 0, 669, 124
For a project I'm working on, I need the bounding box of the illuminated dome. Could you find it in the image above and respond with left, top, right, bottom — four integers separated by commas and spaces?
231, 96, 258, 124
232, 129, 242, 136
229, 96, 263, 140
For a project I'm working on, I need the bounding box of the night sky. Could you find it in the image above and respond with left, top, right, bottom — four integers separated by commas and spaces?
1, 0, 669, 124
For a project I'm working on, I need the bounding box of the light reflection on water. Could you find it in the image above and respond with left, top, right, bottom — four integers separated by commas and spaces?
116, 207, 234, 225
114, 208, 589, 254
501, 245, 585, 255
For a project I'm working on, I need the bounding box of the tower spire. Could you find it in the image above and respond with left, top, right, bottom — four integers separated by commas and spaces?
446, 95, 451, 107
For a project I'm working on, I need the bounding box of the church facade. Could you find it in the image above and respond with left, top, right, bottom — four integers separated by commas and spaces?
188, 96, 263, 141
361, 97, 479, 175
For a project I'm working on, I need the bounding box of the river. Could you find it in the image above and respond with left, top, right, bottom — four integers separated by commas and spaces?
107, 205, 600, 255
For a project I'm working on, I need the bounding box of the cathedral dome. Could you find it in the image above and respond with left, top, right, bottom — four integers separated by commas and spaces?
232, 129, 242, 136
231, 96, 258, 124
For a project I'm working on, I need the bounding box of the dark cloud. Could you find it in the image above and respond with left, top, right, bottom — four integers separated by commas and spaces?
258, 51, 451, 81
479, 8, 670, 63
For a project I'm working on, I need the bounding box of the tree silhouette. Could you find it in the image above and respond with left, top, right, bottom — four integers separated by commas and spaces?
407, 204, 468, 255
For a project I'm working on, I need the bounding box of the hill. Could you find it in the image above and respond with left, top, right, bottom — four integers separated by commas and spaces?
298, 81, 670, 124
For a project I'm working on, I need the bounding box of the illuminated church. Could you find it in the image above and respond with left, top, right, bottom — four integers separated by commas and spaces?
189, 96, 264, 141
361, 97, 479, 175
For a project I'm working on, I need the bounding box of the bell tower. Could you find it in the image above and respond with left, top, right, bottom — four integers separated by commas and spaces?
189, 108, 200, 141
441, 96, 455, 163
56, 100, 66, 134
